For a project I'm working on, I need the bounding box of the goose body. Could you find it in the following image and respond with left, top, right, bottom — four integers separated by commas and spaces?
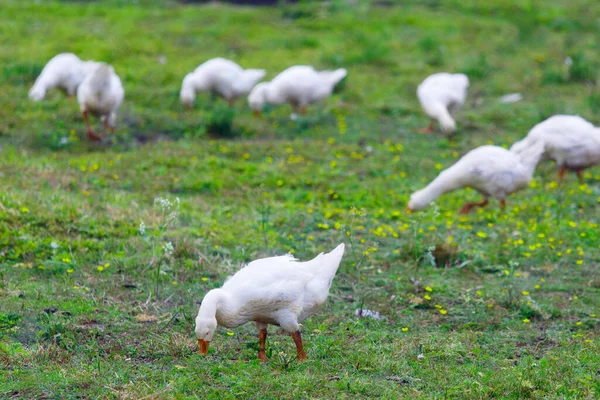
180, 57, 266, 108
510, 115, 600, 181
417, 72, 469, 133
29, 53, 98, 101
408, 144, 544, 213
195, 243, 345, 361
248, 65, 347, 118
76, 63, 124, 141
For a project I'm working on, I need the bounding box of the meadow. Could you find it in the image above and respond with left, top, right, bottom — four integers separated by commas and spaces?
1, 0, 600, 398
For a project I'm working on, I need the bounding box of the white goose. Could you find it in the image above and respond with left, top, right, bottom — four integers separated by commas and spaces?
408, 144, 544, 213
195, 243, 345, 362
510, 115, 600, 182
76, 63, 124, 141
248, 65, 347, 119
29, 53, 98, 101
180, 58, 266, 108
417, 72, 469, 134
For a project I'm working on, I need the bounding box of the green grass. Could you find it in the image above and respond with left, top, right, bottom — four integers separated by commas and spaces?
1, 0, 600, 398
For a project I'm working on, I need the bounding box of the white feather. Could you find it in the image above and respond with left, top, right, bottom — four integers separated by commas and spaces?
194, 244, 345, 342
408, 144, 544, 211
247, 65, 347, 117
29, 53, 99, 101
417, 72, 469, 133
510, 115, 600, 172
76, 63, 124, 128
180, 57, 266, 107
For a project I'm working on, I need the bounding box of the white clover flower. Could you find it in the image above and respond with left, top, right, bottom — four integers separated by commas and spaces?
162, 241, 174, 257
154, 197, 181, 215
154, 197, 171, 212
431, 203, 441, 218
139, 221, 147, 236
166, 211, 179, 225
564, 56, 573, 67
424, 245, 436, 267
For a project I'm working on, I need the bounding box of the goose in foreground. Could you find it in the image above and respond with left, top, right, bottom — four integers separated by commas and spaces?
29, 53, 98, 101
76, 63, 124, 141
510, 115, 600, 182
408, 143, 544, 213
180, 58, 266, 109
248, 65, 347, 119
195, 243, 345, 362
417, 72, 469, 134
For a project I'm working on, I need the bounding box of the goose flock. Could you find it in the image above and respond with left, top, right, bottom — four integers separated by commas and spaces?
29, 52, 600, 361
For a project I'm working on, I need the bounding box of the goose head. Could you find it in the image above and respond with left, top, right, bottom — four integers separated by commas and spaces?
248, 82, 269, 116
180, 73, 196, 109
195, 316, 218, 355
28, 85, 46, 101
407, 189, 432, 211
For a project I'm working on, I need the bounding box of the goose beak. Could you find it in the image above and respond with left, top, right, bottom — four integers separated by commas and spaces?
198, 339, 209, 355
405, 207, 413, 214
253, 110, 261, 117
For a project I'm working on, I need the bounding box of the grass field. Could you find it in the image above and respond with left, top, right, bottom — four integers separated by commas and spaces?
1, 0, 600, 398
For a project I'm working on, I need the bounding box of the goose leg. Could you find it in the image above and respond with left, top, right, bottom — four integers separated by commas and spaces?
576, 170, 584, 183
558, 166, 567, 181
418, 119, 435, 134
459, 198, 489, 214
228, 98, 235, 107
291, 331, 308, 361
102, 117, 109, 135
500, 199, 506, 210
256, 322, 268, 362
82, 111, 102, 142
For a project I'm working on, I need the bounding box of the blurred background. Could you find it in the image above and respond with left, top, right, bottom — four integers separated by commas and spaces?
1, 1, 600, 398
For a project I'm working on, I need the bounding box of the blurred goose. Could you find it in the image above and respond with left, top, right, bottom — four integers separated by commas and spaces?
408, 143, 544, 213
510, 115, 600, 182
29, 53, 98, 101
180, 58, 266, 108
77, 63, 124, 141
195, 243, 345, 362
248, 65, 347, 119
417, 72, 469, 134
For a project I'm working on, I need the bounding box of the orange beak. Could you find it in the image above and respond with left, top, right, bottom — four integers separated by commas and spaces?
198, 339, 209, 355
253, 110, 261, 117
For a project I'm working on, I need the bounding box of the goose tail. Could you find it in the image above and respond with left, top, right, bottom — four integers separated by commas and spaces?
327, 68, 348, 86
309, 243, 345, 278
516, 139, 545, 176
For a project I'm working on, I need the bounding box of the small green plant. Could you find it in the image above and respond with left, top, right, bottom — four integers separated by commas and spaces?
418, 36, 445, 67
587, 91, 600, 114
0, 313, 20, 338
567, 52, 596, 83
205, 106, 239, 138
462, 55, 493, 79
138, 197, 180, 299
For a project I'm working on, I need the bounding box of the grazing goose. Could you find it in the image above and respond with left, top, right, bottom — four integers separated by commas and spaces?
417, 72, 469, 134
29, 53, 98, 101
408, 143, 544, 213
248, 65, 347, 119
510, 115, 600, 182
195, 243, 345, 362
76, 63, 124, 141
180, 57, 266, 108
